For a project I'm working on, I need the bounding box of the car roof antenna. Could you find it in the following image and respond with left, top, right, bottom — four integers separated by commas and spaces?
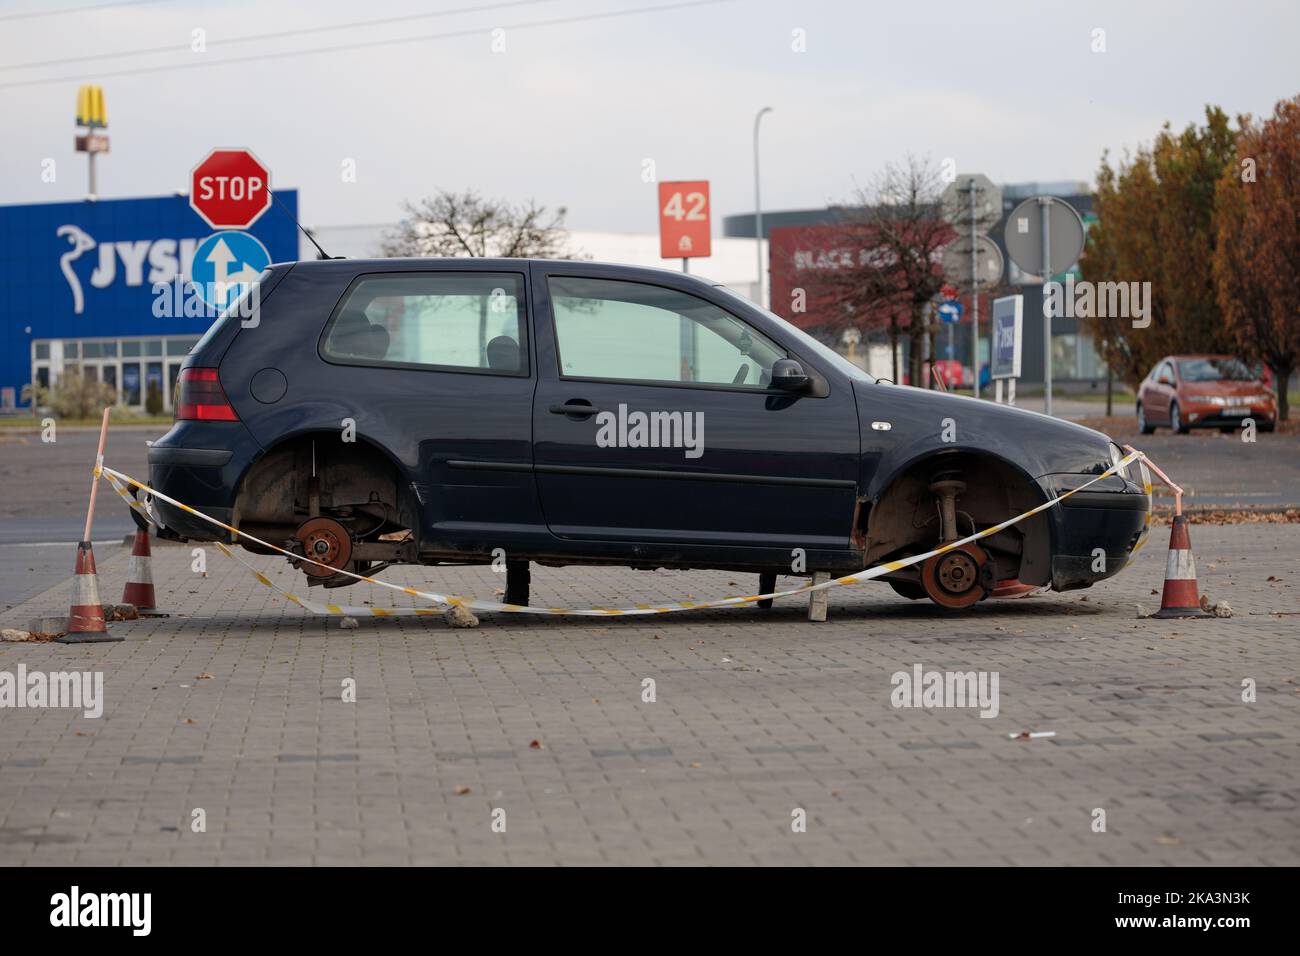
270, 191, 340, 260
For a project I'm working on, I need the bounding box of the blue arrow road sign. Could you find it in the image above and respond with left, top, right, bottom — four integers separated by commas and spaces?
938, 300, 964, 324
190, 230, 271, 310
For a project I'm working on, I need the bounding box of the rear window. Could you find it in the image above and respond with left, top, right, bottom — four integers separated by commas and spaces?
190, 267, 272, 357
321, 272, 527, 375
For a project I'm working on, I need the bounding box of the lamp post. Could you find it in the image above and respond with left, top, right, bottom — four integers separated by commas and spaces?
752, 106, 773, 307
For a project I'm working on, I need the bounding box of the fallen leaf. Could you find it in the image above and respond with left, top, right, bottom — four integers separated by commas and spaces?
529, 739, 543, 750
196, 673, 215, 680
453, 785, 472, 796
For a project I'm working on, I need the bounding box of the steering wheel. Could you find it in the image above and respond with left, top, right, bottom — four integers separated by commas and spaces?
732, 363, 750, 385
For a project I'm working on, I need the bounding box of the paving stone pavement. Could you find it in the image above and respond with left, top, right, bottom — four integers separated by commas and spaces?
0, 522, 1296, 866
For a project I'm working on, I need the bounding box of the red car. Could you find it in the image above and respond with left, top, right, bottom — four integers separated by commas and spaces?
1137, 354, 1276, 434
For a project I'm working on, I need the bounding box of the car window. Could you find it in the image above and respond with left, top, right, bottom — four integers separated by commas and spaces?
549, 276, 786, 388
1177, 357, 1254, 382
322, 272, 527, 374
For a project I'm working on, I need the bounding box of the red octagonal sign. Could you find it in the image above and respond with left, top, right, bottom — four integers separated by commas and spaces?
189, 148, 272, 230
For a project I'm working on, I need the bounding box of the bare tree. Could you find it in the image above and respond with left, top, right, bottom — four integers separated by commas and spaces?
380, 189, 581, 356
380, 189, 578, 259
786, 156, 953, 385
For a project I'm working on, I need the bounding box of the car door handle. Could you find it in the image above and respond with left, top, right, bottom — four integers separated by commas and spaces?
549, 403, 602, 417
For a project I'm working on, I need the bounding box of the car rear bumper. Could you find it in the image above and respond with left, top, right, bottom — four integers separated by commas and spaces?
146, 421, 259, 541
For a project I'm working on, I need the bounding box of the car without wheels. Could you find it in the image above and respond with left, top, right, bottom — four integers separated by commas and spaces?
146, 257, 1151, 611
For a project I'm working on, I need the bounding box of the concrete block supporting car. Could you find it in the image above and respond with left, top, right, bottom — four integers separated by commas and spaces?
147, 258, 1150, 611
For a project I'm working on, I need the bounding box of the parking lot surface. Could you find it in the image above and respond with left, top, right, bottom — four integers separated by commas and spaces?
1, 520, 1296, 866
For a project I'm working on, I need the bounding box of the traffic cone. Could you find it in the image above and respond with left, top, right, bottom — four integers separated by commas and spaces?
57, 541, 122, 643
122, 527, 167, 616
1152, 515, 1212, 619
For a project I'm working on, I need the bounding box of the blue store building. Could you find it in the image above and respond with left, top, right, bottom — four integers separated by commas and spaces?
0, 190, 299, 411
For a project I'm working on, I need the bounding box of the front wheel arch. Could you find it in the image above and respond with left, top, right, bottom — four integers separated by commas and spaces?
864, 449, 1054, 588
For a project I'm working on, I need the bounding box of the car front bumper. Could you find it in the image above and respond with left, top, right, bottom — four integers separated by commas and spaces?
1184, 400, 1276, 427
1038, 470, 1152, 591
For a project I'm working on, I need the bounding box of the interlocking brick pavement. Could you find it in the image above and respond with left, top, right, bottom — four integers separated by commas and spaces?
0, 523, 1296, 866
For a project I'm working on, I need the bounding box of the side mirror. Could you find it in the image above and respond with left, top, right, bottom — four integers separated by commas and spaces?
770, 358, 809, 391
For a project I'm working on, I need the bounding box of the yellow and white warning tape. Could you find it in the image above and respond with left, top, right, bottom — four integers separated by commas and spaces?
100, 451, 1145, 618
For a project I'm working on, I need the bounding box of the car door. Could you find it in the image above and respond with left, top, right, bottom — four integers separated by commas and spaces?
1141, 361, 1166, 424
1152, 360, 1177, 422
310, 266, 543, 547
529, 265, 860, 552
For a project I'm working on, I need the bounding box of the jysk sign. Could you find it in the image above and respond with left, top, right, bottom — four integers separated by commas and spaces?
0, 191, 297, 404
990, 295, 1023, 380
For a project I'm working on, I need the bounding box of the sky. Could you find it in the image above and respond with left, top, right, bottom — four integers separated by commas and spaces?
0, 0, 1295, 235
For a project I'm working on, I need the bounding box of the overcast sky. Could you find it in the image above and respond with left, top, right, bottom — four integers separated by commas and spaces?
0, 0, 1294, 234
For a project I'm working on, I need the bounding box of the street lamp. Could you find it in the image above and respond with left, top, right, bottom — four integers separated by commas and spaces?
752, 106, 773, 308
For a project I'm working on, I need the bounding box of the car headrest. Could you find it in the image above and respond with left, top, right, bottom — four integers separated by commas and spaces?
485, 335, 520, 371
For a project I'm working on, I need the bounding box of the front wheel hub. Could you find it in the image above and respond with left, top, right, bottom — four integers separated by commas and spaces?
920, 543, 994, 610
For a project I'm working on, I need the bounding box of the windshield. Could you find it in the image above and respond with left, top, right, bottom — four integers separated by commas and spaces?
1177, 357, 1255, 382
712, 285, 876, 383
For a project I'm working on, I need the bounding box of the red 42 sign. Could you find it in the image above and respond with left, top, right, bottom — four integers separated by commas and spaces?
658, 180, 711, 259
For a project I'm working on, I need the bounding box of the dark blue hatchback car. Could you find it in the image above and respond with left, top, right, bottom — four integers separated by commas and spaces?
147, 257, 1150, 610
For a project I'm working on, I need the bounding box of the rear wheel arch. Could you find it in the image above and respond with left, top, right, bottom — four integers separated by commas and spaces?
231, 430, 418, 549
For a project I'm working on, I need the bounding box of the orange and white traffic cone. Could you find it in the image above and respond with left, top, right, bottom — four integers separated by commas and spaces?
1152, 515, 1212, 619
121, 527, 166, 615
57, 540, 121, 643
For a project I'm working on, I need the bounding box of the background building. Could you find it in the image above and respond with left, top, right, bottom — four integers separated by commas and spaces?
725, 181, 1104, 390
305, 222, 764, 302
0, 191, 298, 412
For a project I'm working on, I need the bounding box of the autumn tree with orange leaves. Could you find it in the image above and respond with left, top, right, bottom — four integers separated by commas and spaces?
1080, 107, 1238, 388
1212, 95, 1300, 421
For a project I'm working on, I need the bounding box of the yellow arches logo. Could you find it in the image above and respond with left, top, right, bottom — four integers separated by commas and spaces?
75, 84, 107, 129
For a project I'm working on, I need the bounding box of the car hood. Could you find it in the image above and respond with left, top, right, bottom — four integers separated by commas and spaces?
1180, 380, 1269, 398
853, 381, 1117, 490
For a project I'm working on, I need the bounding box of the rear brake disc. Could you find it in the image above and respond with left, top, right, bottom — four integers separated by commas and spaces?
293, 516, 353, 578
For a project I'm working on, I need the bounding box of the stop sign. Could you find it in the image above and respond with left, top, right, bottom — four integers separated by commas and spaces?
189, 148, 272, 230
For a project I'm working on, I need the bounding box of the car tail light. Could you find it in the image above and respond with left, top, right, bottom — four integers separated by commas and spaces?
174, 367, 238, 421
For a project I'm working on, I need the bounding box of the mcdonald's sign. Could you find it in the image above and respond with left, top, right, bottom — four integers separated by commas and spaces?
75, 84, 107, 129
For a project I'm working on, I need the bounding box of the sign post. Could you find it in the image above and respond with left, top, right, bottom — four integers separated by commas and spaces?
937, 299, 963, 364
1003, 196, 1086, 417
941, 174, 1002, 398
990, 295, 1024, 405
658, 181, 711, 273
74, 85, 109, 199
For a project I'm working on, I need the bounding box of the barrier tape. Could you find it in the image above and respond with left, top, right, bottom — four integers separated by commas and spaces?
100, 450, 1145, 618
